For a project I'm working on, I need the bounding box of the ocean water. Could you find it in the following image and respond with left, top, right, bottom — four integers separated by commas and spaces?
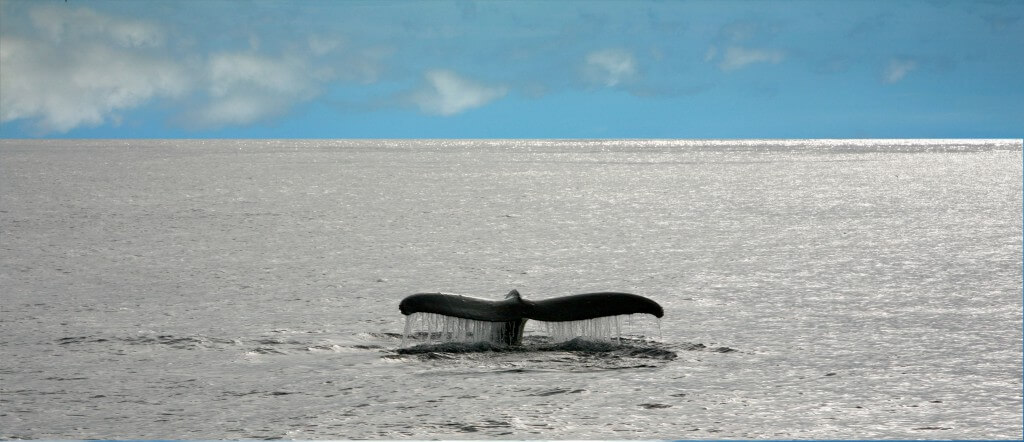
1, 138, 1021, 439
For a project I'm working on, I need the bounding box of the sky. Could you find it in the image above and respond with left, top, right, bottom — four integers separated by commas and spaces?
0, 0, 1022, 139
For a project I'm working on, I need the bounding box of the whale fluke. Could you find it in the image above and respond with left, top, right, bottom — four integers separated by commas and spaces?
521, 292, 664, 322
399, 289, 663, 345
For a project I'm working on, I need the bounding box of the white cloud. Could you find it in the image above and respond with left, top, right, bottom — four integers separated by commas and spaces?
0, 7, 188, 133
410, 70, 507, 116
208, 54, 312, 98
583, 49, 637, 87
190, 53, 322, 127
1, 5, 375, 133
717, 46, 785, 71
883, 58, 917, 84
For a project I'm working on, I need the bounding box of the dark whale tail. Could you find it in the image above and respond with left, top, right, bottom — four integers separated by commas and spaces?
399, 290, 663, 345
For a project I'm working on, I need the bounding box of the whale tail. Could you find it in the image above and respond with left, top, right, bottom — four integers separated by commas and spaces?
399, 290, 663, 345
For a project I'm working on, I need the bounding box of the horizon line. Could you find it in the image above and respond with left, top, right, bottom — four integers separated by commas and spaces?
1, 137, 1021, 142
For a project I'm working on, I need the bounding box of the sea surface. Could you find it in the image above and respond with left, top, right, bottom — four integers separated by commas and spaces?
1, 138, 1021, 439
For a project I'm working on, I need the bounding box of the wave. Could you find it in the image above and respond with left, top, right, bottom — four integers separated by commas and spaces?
56, 333, 240, 350
395, 336, 679, 359
53, 332, 351, 354
52, 332, 734, 366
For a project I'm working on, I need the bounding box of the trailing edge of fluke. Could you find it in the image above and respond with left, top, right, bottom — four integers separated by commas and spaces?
399, 289, 664, 345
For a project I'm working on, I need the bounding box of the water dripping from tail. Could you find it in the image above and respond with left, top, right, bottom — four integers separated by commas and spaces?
615, 315, 621, 345
401, 312, 660, 346
401, 313, 515, 345
538, 314, 658, 344
402, 315, 413, 347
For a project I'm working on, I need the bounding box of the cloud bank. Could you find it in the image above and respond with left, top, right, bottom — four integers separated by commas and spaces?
1, 4, 514, 133
0, 5, 361, 133
4, 1, 1006, 137
0, 6, 189, 133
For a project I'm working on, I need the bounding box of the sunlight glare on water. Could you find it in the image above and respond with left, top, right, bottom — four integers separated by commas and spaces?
0, 139, 1020, 439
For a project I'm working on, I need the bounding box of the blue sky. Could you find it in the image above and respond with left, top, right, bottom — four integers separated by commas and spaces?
0, 0, 1021, 138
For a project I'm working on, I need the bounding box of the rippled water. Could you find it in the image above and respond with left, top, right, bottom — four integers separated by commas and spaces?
1, 139, 1021, 439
